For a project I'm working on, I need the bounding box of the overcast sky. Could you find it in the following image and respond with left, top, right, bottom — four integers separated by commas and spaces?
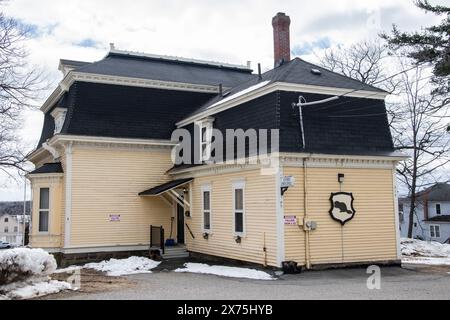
0, 0, 443, 200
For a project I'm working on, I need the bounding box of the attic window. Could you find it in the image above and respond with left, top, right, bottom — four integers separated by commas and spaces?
195, 117, 215, 162
50, 107, 68, 134
311, 69, 322, 75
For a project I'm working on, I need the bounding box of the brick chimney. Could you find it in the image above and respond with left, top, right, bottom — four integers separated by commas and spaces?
272, 12, 291, 67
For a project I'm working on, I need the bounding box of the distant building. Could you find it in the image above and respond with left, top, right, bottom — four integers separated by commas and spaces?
399, 183, 450, 243
0, 201, 31, 245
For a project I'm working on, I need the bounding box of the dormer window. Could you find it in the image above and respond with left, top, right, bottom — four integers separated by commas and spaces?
196, 117, 214, 162
50, 108, 67, 134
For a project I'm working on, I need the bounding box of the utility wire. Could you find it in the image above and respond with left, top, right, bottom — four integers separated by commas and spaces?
310, 74, 435, 113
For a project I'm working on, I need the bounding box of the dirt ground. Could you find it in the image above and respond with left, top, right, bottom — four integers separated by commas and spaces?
34, 268, 137, 300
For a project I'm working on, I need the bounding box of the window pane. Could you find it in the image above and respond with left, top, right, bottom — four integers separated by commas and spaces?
436, 204, 441, 215
202, 127, 207, 142
436, 226, 440, 238
235, 211, 243, 233
430, 226, 435, 238
203, 191, 210, 210
204, 211, 210, 230
235, 189, 243, 210
39, 211, 49, 232
39, 188, 50, 210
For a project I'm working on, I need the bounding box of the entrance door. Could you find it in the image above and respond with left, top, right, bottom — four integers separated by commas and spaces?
177, 204, 185, 244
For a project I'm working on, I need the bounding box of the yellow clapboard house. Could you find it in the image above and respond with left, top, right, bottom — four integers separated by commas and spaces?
27, 13, 405, 268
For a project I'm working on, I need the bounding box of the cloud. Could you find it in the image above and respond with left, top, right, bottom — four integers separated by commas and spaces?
292, 37, 331, 56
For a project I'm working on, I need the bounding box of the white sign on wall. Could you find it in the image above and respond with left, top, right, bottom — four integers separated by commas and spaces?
109, 214, 121, 222
284, 215, 297, 225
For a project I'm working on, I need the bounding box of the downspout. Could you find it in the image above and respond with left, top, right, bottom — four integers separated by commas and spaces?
303, 157, 311, 269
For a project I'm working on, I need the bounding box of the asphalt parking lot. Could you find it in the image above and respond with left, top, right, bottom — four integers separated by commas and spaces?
46, 263, 450, 300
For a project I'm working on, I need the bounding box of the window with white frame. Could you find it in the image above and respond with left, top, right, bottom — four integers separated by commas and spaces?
14, 226, 18, 233
436, 203, 441, 215
4, 217, 8, 223
39, 188, 50, 233
50, 107, 68, 134
4, 227, 8, 233
196, 118, 214, 162
430, 225, 440, 238
202, 184, 211, 232
233, 181, 245, 235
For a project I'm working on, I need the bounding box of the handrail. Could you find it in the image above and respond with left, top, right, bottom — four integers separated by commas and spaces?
185, 223, 195, 239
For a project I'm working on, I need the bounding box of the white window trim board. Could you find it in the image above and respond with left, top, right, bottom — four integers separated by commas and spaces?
64, 143, 73, 248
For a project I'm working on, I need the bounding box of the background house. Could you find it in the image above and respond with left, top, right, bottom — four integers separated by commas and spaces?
399, 183, 450, 243
0, 201, 31, 245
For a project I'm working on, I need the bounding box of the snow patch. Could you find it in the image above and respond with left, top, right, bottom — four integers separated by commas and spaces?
53, 266, 81, 274
0, 278, 72, 300
0, 248, 57, 285
174, 263, 274, 280
401, 238, 450, 266
208, 81, 271, 109
84, 256, 161, 276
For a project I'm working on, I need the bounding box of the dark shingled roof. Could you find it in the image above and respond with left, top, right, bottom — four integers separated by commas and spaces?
139, 178, 193, 196
184, 57, 386, 120
0, 201, 31, 216
425, 215, 450, 223
60, 59, 91, 69
29, 163, 63, 175
417, 183, 450, 201
74, 52, 256, 88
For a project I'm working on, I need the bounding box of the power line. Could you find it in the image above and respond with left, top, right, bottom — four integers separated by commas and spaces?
310, 74, 435, 113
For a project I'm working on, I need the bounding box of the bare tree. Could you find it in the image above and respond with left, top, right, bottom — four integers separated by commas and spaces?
0, 11, 44, 177
391, 64, 450, 238
320, 40, 400, 93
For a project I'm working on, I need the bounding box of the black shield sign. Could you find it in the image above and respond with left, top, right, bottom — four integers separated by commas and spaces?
329, 192, 356, 225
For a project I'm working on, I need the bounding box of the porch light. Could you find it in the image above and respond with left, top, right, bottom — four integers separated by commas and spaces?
235, 236, 242, 244
203, 232, 209, 240
338, 173, 345, 184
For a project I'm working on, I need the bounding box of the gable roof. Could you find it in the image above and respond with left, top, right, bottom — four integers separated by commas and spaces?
73, 51, 256, 88
417, 183, 450, 201
179, 58, 386, 125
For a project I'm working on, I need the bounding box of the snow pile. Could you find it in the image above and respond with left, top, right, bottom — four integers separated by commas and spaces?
175, 263, 274, 280
0, 279, 71, 300
0, 248, 57, 285
401, 238, 450, 266
208, 81, 271, 109
84, 256, 161, 276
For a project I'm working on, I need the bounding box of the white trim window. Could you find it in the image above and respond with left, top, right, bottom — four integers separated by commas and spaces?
39, 187, 50, 233
430, 224, 441, 238
50, 107, 68, 134
196, 118, 214, 162
232, 180, 245, 236
436, 203, 441, 215
202, 184, 212, 233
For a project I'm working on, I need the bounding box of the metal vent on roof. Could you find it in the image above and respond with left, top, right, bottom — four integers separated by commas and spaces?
311, 68, 322, 75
